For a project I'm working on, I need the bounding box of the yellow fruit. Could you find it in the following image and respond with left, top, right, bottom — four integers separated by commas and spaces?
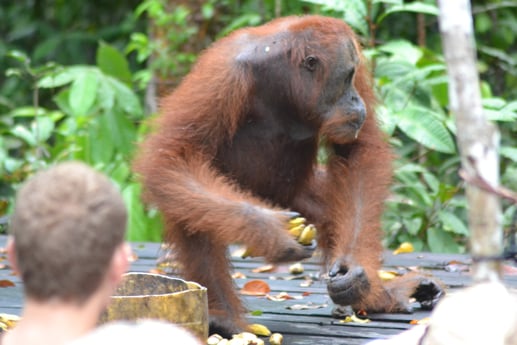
393, 242, 414, 255
247, 323, 271, 337
289, 262, 304, 274
378, 270, 397, 281
232, 332, 257, 342
298, 224, 317, 245
288, 224, 304, 238
289, 217, 306, 227
269, 333, 283, 345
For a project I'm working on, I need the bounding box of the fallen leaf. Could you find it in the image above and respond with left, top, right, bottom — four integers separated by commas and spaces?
0, 279, 15, 288
240, 280, 271, 296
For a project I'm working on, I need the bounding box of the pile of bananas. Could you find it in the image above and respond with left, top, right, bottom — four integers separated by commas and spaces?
207, 324, 283, 345
287, 217, 317, 245
0, 313, 20, 331
241, 216, 317, 259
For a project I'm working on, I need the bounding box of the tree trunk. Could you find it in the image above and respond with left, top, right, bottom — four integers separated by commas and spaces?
437, 0, 503, 282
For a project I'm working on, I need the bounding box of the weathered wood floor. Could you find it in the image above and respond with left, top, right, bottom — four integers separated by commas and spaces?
1, 234, 517, 344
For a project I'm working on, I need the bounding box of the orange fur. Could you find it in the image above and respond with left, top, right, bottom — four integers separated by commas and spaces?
134, 15, 430, 334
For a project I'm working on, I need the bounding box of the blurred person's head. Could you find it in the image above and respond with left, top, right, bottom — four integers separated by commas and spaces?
8, 161, 129, 305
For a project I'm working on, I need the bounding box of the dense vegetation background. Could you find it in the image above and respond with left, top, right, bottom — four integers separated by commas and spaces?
1, 0, 516, 252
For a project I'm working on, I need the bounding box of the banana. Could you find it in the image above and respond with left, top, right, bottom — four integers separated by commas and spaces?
298, 224, 317, 245
288, 217, 306, 227
241, 247, 255, 259
393, 241, 414, 255
247, 323, 271, 337
288, 224, 305, 238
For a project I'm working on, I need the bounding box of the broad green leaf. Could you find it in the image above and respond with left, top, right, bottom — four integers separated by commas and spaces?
38, 66, 84, 88
33, 36, 61, 61
123, 183, 146, 241
10, 125, 36, 146
401, 183, 434, 208
396, 106, 456, 154
375, 60, 414, 81
101, 109, 137, 157
31, 116, 55, 142
123, 183, 162, 242
341, 0, 368, 36
69, 70, 99, 116
501, 147, 517, 163
437, 210, 469, 236
374, 0, 402, 4
96, 78, 116, 111
9, 106, 47, 117
421, 171, 440, 194
403, 217, 423, 236
96, 42, 132, 85
218, 14, 262, 38
88, 117, 115, 164
482, 97, 506, 109
376, 104, 397, 135
377, 40, 422, 65
378, 2, 439, 23
201, 3, 214, 19
302, 0, 368, 34
109, 161, 131, 185
6, 50, 29, 63
4, 157, 24, 173
427, 227, 462, 253
437, 183, 461, 204
0, 138, 6, 174
107, 77, 143, 117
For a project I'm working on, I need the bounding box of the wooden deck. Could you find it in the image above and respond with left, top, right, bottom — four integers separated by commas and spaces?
1, 234, 517, 344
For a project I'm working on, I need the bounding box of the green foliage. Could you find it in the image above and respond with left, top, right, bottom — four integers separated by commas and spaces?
1, 43, 162, 242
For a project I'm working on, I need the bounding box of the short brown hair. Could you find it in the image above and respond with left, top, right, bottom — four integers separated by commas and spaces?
10, 161, 127, 303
